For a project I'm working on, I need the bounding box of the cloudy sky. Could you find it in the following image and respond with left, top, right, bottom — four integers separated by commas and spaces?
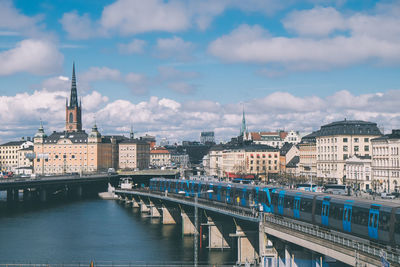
1, 0, 400, 144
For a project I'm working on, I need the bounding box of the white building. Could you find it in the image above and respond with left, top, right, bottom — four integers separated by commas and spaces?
0, 139, 34, 173
316, 120, 382, 184
371, 130, 400, 193
345, 155, 372, 191
150, 147, 171, 167
283, 130, 301, 144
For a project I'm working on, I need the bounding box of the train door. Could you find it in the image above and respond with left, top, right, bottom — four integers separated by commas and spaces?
217, 186, 222, 201
254, 187, 259, 206
368, 205, 380, 239
321, 197, 330, 226
293, 194, 301, 219
241, 187, 247, 206
278, 191, 285, 215
342, 201, 353, 232
208, 184, 213, 200
226, 186, 231, 203
262, 188, 272, 213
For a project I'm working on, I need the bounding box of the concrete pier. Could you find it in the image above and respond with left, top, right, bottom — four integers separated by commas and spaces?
140, 199, 150, 213
206, 216, 230, 249
230, 224, 258, 265
149, 201, 161, 217
181, 210, 196, 235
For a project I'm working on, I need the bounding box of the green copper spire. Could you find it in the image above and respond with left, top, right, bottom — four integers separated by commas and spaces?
240, 106, 247, 136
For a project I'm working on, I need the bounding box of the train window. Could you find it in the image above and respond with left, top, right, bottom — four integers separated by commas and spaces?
378, 212, 390, 231
395, 214, 400, 234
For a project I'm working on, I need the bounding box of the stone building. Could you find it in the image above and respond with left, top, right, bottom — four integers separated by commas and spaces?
150, 147, 171, 167
345, 155, 372, 191
118, 138, 150, 170
371, 129, 400, 193
316, 120, 382, 184
0, 139, 34, 173
298, 132, 317, 180
33, 64, 115, 175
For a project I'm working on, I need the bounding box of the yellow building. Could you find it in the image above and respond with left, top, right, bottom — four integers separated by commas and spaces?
33, 64, 115, 175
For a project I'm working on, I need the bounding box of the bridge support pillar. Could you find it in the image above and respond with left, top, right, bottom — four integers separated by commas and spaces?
13, 189, 19, 202
140, 199, 150, 213
205, 216, 230, 249
181, 210, 196, 235
312, 252, 323, 267
230, 224, 258, 265
7, 189, 14, 202
149, 201, 161, 217
259, 222, 278, 267
39, 188, 47, 202
23, 189, 31, 201
132, 197, 139, 208
75, 185, 82, 198
162, 205, 178, 224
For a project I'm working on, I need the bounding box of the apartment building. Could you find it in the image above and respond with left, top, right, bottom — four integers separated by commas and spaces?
371, 129, 400, 193
118, 139, 150, 170
316, 120, 382, 184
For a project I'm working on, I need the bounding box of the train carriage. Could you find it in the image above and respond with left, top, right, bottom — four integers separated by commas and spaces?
148, 178, 400, 247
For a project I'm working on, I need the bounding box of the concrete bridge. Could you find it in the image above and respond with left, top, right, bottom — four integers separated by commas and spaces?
0, 174, 119, 202
115, 188, 400, 267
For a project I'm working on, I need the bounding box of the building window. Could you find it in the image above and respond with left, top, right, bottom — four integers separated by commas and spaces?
343, 154, 348, 160
354, 146, 359, 152
343, 138, 348, 142
364, 138, 369, 142
343, 146, 348, 152
354, 138, 359, 143
364, 145, 369, 152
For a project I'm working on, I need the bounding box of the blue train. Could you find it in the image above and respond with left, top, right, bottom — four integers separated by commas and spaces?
149, 178, 400, 247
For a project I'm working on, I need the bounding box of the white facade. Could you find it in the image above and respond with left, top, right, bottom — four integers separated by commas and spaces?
283, 130, 301, 144
371, 131, 400, 193
345, 155, 372, 191
0, 140, 34, 172
299, 141, 317, 179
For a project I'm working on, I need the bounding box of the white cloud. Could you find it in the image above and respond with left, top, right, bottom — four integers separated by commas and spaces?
60, 11, 106, 40
41, 76, 70, 92
209, 23, 400, 70
157, 66, 199, 81
80, 66, 148, 95
282, 7, 346, 36
0, 0, 44, 37
118, 39, 146, 54
0, 39, 64, 76
167, 82, 196, 94
101, 0, 189, 35
3, 89, 400, 144
154, 36, 194, 61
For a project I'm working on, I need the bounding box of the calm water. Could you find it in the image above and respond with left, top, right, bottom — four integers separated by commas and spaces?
0, 195, 236, 266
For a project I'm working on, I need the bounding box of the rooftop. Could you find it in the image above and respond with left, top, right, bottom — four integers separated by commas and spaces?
317, 120, 382, 137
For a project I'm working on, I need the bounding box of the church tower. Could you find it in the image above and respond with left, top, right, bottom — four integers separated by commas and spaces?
66, 63, 82, 132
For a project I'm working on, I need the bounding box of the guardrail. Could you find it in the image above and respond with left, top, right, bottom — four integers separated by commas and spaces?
263, 214, 400, 265
116, 189, 260, 222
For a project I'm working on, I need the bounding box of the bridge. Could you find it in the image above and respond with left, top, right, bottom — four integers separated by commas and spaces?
115, 188, 400, 267
0, 174, 119, 202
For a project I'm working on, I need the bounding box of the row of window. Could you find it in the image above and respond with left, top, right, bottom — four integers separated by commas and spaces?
317, 137, 370, 144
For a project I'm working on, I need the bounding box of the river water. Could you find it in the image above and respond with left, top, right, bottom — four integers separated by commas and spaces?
0, 195, 236, 266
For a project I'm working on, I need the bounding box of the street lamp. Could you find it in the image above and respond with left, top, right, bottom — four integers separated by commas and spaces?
179, 189, 213, 267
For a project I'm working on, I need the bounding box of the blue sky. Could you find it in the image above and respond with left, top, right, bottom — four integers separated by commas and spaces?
1, 0, 400, 143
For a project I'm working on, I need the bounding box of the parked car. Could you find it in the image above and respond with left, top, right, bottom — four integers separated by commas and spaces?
381, 192, 396, 199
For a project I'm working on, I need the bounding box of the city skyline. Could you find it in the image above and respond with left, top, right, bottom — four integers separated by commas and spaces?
1, 0, 400, 143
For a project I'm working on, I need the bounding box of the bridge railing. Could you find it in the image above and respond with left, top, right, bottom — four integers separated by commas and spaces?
118, 188, 260, 221
263, 213, 400, 265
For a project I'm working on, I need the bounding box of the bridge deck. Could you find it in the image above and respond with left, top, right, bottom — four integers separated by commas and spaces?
115, 189, 260, 223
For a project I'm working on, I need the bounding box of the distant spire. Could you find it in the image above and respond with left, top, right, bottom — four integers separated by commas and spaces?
240, 105, 247, 136
130, 125, 134, 139
69, 62, 78, 108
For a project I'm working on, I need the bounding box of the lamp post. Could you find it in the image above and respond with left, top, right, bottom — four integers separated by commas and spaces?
179, 189, 213, 267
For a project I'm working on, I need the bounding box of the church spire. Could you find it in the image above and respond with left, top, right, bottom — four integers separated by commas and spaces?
240, 106, 247, 136
69, 62, 78, 108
